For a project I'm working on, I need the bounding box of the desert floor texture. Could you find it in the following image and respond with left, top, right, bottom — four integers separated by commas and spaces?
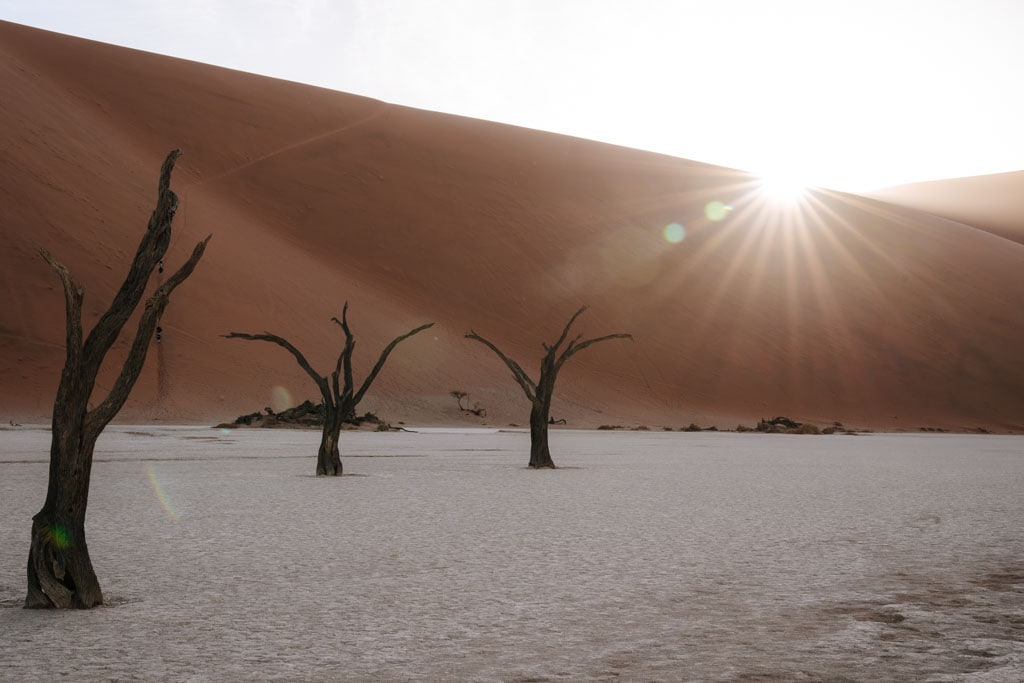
1, 426, 1022, 681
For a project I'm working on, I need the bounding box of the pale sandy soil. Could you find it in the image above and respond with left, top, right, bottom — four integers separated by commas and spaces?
1, 426, 1022, 681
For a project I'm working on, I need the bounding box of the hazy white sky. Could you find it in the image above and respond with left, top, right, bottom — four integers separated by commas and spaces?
2, 0, 1022, 191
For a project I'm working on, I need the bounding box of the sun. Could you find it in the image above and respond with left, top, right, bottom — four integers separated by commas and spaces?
757, 172, 809, 203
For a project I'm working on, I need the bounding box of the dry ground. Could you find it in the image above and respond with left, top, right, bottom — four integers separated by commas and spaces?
1, 426, 1022, 681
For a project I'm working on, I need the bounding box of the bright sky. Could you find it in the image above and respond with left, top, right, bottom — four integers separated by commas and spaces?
2, 0, 1022, 192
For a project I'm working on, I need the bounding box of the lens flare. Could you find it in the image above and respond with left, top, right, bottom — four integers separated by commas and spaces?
271, 385, 294, 413
663, 223, 686, 243
705, 201, 733, 222
48, 525, 70, 548
147, 465, 179, 523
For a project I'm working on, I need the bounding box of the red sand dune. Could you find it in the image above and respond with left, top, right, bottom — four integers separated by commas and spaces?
870, 172, 1024, 246
2, 21, 1022, 433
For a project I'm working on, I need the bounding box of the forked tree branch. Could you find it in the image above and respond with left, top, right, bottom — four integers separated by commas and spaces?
556, 332, 633, 372
543, 305, 588, 353
86, 236, 211, 438
331, 303, 356, 405
82, 149, 183, 376
353, 322, 435, 406
229, 306, 433, 415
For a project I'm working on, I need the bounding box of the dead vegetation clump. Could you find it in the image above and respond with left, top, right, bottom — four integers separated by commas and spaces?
218, 401, 392, 430
755, 416, 824, 434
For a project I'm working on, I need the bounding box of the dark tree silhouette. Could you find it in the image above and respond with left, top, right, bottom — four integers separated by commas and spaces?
450, 389, 486, 417
450, 390, 469, 411
466, 306, 631, 468
27, 149, 210, 608
225, 304, 432, 476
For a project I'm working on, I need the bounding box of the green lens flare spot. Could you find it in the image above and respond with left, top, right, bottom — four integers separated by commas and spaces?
49, 525, 70, 548
705, 201, 733, 222
663, 223, 686, 243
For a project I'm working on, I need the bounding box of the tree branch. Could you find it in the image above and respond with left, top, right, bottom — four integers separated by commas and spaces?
556, 333, 633, 371
353, 322, 435, 407
331, 303, 356, 406
39, 249, 84, 373
81, 149, 182, 377
40, 249, 88, 428
544, 305, 588, 353
465, 331, 537, 402
86, 236, 211, 438
223, 330, 330, 403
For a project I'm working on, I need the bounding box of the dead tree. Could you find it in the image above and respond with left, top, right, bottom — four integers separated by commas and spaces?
450, 390, 486, 417
225, 305, 432, 476
28, 149, 210, 609
466, 306, 631, 468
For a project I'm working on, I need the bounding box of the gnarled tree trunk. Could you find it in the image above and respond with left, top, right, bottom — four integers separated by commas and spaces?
27, 149, 209, 608
27, 436, 103, 609
317, 403, 345, 476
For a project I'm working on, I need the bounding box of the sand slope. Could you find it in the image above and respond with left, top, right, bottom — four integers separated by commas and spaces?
2, 21, 1022, 432
871, 171, 1024, 246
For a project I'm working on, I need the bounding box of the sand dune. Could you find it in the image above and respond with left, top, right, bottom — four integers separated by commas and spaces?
871, 171, 1024, 246
2, 21, 1022, 432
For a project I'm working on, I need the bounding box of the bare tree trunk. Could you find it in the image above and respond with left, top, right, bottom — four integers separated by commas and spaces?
27, 149, 209, 608
317, 403, 344, 476
528, 400, 555, 469
26, 436, 103, 608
